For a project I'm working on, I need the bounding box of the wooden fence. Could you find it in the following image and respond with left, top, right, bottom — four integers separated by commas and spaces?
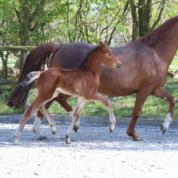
0, 46, 34, 89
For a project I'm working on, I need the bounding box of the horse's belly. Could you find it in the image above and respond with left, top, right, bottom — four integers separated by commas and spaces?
99, 69, 138, 96
99, 83, 136, 96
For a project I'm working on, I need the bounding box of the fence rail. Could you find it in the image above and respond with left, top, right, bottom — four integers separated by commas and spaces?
0, 46, 35, 52
0, 45, 36, 81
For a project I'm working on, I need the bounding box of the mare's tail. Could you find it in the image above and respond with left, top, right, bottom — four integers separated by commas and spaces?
7, 42, 58, 108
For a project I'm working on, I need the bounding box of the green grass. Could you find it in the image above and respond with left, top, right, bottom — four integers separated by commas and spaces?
0, 90, 23, 114
1, 76, 178, 119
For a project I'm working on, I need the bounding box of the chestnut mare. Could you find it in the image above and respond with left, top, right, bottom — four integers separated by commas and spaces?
9, 16, 178, 141
14, 42, 121, 144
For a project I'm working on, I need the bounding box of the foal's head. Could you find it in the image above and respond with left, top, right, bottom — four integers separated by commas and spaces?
98, 42, 121, 69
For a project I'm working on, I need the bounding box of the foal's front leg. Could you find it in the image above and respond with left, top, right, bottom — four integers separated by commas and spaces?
91, 93, 116, 132
65, 98, 86, 144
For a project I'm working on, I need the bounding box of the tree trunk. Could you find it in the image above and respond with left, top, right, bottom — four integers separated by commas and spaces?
138, 0, 152, 36
128, 0, 139, 40
129, 0, 166, 40
0, 51, 9, 79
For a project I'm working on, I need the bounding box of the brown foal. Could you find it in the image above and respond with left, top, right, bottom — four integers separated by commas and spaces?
14, 42, 121, 144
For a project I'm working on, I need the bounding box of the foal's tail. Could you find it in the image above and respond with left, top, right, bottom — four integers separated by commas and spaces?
7, 42, 58, 108
19, 71, 42, 86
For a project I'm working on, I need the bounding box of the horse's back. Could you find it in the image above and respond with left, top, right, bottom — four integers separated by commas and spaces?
51, 42, 96, 69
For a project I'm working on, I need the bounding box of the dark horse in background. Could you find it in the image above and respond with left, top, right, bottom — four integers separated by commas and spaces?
8, 16, 178, 141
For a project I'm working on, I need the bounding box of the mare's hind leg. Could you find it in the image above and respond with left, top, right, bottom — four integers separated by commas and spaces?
66, 98, 86, 144
152, 88, 175, 134
55, 94, 72, 112
14, 97, 44, 144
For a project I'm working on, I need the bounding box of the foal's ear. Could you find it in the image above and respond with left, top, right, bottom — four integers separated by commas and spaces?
99, 41, 104, 46
99, 41, 107, 47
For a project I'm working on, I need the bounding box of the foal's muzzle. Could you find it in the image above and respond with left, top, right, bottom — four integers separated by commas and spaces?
116, 63, 122, 68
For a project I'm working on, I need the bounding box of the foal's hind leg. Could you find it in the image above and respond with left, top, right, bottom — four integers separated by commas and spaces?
39, 104, 56, 135
14, 97, 43, 144
66, 98, 86, 144
33, 93, 72, 137
33, 93, 71, 137
152, 88, 175, 134
32, 115, 45, 140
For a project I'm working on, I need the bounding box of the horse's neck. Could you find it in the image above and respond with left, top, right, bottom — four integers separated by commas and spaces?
82, 53, 101, 74
154, 26, 178, 65
142, 18, 178, 66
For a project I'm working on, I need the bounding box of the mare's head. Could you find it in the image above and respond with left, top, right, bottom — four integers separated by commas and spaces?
98, 42, 121, 69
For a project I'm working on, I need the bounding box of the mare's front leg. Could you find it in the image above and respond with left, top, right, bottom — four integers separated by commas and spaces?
66, 98, 85, 144
152, 88, 175, 134
91, 93, 116, 132
14, 97, 44, 144
127, 88, 151, 141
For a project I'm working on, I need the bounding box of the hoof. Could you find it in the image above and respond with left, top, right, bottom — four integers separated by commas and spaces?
109, 124, 115, 133
14, 138, 20, 145
160, 122, 167, 135
73, 125, 79, 132
127, 132, 142, 141
32, 128, 36, 133
32, 128, 39, 134
50, 125, 56, 135
65, 135, 71, 144
37, 136, 47, 141
52, 130, 56, 135
132, 134, 142, 141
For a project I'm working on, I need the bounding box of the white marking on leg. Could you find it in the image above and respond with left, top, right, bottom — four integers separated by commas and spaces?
14, 113, 28, 144
40, 105, 56, 134
108, 108, 116, 132
14, 129, 22, 144
66, 98, 85, 143
14, 117, 27, 144
33, 117, 43, 137
33, 117, 42, 133
47, 116, 56, 135
162, 113, 173, 130
75, 119, 80, 128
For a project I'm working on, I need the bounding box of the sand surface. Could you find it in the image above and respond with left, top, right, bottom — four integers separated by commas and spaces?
0, 123, 178, 178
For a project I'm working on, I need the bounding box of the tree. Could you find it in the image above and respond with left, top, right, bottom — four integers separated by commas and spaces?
128, 0, 167, 40
54, 0, 129, 44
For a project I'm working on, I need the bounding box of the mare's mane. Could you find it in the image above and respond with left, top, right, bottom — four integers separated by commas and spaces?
139, 16, 178, 46
79, 45, 100, 68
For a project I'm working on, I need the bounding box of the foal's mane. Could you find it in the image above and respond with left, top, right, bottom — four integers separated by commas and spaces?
79, 45, 100, 68
139, 16, 178, 46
